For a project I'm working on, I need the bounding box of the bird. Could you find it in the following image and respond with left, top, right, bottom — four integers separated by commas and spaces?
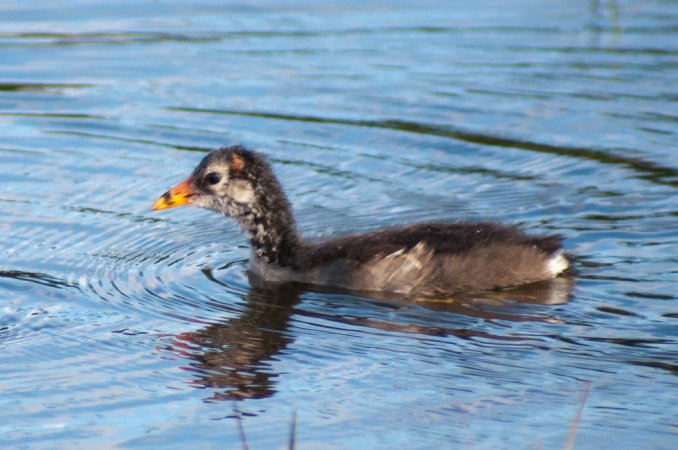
151, 146, 571, 296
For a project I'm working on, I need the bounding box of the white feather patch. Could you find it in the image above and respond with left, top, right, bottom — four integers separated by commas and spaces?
546, 250, 569, 277
228, 180, 255, 204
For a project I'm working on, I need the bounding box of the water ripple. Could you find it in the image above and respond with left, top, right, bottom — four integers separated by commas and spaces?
167, 106, 678, 187
1, 0, 677, 447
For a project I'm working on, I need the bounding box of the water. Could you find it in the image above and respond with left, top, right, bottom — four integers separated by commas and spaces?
1, 0, 677, 448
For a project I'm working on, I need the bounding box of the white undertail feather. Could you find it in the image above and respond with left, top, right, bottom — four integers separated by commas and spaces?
546, 250, 569, 277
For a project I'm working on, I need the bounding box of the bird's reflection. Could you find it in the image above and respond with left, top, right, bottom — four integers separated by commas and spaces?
173, 270, 574, 401
172, 281, 301, 401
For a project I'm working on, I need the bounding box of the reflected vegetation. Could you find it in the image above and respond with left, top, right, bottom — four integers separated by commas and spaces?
630, 360, 678, 376
0, 269, 75, 289
0, 82, 95, 91
588, 0, 620, 41
167, 106, 678, 187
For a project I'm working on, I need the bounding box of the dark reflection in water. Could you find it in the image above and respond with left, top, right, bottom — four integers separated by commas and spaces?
0, 269, 75, 289
174, 270, 574, 401
587, 0, 620, 43
172, 282, 299, 401
168, 107, 678, 187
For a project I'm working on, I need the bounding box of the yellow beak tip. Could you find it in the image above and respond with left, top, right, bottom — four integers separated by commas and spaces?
151, 177, 194, 211
151, 196, 170, 211
151, 197, 167, 211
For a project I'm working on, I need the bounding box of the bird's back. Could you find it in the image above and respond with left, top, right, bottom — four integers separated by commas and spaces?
251, 222, 569, 295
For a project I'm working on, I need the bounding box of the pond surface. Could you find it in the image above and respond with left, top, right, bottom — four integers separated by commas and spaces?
1, 0, 677, 448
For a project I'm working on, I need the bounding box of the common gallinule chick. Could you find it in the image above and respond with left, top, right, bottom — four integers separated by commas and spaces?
152, 146, 570, 295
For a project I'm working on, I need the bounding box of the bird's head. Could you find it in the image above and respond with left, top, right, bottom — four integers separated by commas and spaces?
151, 146, 261, 217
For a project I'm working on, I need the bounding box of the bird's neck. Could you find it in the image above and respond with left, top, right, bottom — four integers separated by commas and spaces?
235, 189, 302, 267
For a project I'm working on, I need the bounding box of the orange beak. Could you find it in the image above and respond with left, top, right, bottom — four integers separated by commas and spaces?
151, 177, 195, 211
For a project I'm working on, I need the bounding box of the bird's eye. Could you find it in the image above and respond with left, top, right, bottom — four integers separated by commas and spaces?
205, 172, 221, 185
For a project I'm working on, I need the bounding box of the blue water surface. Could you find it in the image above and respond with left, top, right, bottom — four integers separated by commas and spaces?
1, 1, 677, 448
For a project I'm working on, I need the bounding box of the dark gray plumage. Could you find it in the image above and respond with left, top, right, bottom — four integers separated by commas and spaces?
157, 146, 571, 296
